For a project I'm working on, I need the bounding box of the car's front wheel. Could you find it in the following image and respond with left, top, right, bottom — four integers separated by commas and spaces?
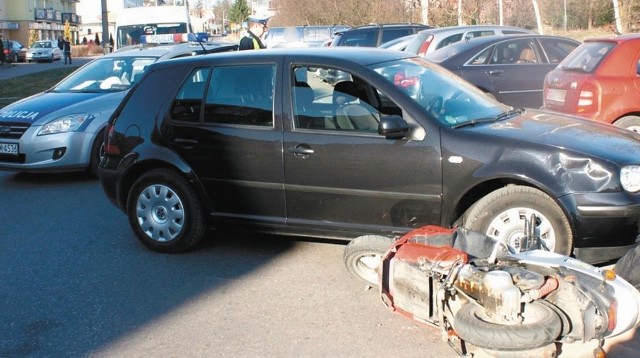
463, 185, 572, 255
127, 168, 206, 253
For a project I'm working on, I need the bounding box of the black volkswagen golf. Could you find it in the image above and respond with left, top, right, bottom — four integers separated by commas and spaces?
99, 47, 640, 264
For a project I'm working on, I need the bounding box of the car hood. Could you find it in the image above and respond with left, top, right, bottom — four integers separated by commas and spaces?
470, 109, 640, 165
0, 91, 126, 125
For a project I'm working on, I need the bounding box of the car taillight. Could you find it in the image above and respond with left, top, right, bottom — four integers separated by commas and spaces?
577, 82, 599, 114
417, 35, 434, 56
104, 123, 120, 156
393, 73, 419, 88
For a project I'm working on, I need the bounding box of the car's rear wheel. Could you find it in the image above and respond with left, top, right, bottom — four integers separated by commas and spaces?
463, 185, 572, 255
127, 169, 206, 253
614, 115, 640, 133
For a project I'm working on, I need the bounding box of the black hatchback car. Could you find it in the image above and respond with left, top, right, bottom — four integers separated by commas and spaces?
99, 47, 640, 264
426, 34, 579, 108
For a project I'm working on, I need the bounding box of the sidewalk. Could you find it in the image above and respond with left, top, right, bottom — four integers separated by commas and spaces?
0, 56, 93, 81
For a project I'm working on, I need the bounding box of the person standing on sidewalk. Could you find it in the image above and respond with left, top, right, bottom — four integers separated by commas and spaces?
62, 37, 72, 65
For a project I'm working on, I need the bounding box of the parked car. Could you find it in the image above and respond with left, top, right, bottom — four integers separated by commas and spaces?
265, 25, 349, 49
2, 39, 25, 63
26, 39, 63, 62
0, 37, 237, 176
404, 25, 535, 56
99, 47, 640, 265
426, 34, 580, 108
331, 23, 431, 48
542, 33, 640, 132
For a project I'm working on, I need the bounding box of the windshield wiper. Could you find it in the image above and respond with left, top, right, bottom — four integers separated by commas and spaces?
451, 108, 523, 129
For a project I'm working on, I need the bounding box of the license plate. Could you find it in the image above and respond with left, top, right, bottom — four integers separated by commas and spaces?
546, 88, 566, 103
0, 142, 18, 155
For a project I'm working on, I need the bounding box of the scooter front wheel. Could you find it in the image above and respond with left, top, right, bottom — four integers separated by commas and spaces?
454, 301, 562, 351
343, 235, 395, 287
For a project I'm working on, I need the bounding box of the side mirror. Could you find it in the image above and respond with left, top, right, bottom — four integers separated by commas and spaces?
378, 115, 410, 139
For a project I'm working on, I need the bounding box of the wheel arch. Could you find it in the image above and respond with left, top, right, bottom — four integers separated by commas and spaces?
447, 177, 572, 229
118, 158, 212, 218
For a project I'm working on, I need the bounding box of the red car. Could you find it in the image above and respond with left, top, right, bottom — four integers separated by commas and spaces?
542, 33, 640, 132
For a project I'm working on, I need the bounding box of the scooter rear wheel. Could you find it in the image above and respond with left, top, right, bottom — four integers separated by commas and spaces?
343, 235, 394, 287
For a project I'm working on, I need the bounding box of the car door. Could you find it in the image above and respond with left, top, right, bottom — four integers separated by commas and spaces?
282, 64, 443, 236
167, 62, 286, 226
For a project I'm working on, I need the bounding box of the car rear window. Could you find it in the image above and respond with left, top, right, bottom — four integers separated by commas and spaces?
559, 41, 615, 73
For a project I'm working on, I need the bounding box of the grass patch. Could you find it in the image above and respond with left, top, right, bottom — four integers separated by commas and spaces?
0, 67, 77, 108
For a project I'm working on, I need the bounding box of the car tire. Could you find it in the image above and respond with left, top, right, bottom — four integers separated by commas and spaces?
614, 115, 640, 133
463, 185, 572, 255
87, 130, 104, 178
343, 235, 395, 287
127, 168, 206, 253
11, 53, 18, 63
50, 54, 54, 63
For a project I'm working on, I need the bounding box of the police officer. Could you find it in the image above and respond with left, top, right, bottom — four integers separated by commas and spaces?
239, 15, 269, 50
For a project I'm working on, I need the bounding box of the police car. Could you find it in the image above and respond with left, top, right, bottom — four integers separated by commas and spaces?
0, 34, 237, 176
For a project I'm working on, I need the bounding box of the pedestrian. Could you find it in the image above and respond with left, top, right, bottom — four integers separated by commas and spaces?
62, 37, 72, 65
57, 37, 63, 51
238, 15, 269, 51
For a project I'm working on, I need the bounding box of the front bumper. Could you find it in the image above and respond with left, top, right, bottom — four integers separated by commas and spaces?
560, 192, 640, 263
0, 126, 95, 173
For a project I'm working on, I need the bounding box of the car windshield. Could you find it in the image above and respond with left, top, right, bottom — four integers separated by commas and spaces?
370, 57, 507, 127
559, 41, 615, 73
33, 41, 52, 48
51, 57, 158, 93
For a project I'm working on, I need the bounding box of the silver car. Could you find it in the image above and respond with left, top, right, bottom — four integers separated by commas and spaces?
26, 40, 62, 62
0, 40, 237, 176
404, 25, 535, 56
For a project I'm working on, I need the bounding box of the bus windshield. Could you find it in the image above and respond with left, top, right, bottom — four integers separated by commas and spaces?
117, 0, 191, 49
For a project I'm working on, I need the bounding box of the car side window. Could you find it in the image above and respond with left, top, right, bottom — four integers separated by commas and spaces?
437, 34, 464, 50
293, 66, 394, 133
343, 29, 377, 47
488, 40, 540, 65
170, 67, 211, 123
463, 30, 495, 41
538, 38, 579, 63
204, 65, 275, 126
381, 29, 413, 44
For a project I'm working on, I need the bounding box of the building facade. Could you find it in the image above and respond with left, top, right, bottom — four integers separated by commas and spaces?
0, 0, 80, 46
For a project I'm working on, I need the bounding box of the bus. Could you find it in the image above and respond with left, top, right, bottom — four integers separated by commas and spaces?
116, 0, 193, 50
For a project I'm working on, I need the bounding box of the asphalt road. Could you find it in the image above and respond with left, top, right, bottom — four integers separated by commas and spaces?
0, 61, 638, 357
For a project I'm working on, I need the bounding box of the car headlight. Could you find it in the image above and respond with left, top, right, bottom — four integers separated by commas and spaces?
38, 114, 92, 135
621, 166, 640, 193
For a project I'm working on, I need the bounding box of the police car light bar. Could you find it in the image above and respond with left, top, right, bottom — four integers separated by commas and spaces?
139, 33, 208, 44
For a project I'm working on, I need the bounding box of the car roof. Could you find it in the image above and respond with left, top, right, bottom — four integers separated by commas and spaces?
426, 34, 578, 60
111, 41, 238, 60
584, 32, 640, 44
416, 25, 534, 35
151, 46, 417, 70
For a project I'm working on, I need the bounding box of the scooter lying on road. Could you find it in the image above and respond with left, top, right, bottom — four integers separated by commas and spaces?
344, 216, 640, 357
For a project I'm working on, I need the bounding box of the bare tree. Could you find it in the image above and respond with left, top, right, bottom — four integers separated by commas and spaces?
531, 0, 544, 33
612, 0, 624, 33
